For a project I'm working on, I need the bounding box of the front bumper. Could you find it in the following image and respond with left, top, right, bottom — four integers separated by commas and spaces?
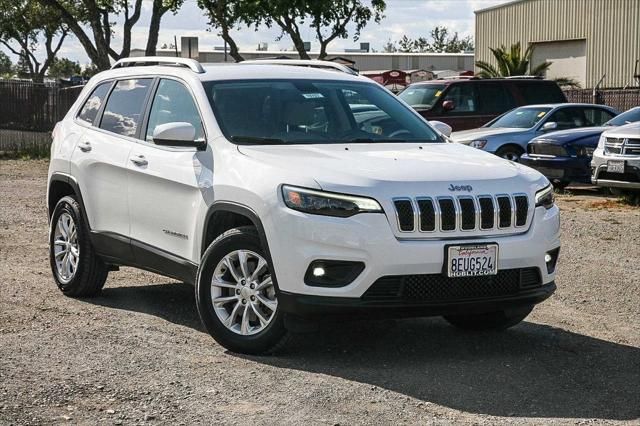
265, 202, 561, 302
520, 154, 591, 184
591, 152, 640, 189
279, 282, 555, 318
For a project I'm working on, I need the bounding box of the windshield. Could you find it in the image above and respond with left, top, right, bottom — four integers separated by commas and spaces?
397, 84, 445, 109
605, 107, 640, 126
488, 107, 552, 129
204, 79, 441, 144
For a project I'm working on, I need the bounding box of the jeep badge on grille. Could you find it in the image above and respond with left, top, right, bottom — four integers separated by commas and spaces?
448, 184, 473, 192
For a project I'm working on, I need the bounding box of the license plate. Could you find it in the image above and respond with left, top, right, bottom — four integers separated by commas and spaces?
447, 244, 498, 278
607, 160, 625, 173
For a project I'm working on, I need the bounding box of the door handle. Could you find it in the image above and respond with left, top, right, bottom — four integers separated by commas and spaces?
130, 154, 148, 167
78, 141, 92, 152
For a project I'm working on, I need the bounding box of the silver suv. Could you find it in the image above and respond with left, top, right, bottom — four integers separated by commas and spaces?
591, 122, 640, 192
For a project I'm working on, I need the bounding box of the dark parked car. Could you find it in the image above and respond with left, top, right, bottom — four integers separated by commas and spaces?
520, 106, 640, 189
397, 77, 567, 131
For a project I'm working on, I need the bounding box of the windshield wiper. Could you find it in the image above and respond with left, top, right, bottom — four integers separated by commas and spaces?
344, 138, 431, 143
231, 136, 287, 145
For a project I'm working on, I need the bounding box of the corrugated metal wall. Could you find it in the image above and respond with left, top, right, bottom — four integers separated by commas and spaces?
475, 0, 640, 88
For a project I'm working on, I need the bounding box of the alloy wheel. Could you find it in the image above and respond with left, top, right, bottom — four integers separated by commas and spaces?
210, 250, 277, 335
53, 212, 80, 284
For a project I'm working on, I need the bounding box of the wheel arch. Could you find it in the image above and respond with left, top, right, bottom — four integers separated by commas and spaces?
48, 173, 91, 228
495, 143, 526, 156
201, 201, 280, 291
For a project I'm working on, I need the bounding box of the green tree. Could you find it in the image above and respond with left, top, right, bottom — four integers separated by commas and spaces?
81, 62, 99, 78
396, 26, 473, 53
38, 0, 144, 70
0, 51, 12, 76
475, 42, 551, 77
145, 0, 185, 56
48, 57, 82, 78
0, 0, 69, 82
197, 0, 247, 62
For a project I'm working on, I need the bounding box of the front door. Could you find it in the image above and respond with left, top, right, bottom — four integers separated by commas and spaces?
127, 78, 209, 266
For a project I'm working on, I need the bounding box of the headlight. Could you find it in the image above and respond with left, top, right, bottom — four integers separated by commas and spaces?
469, 139, 487, 149
535, 184, 555, 209
282, 185, 383, 217
597, 134, 606, 149
573, 145, 595, 157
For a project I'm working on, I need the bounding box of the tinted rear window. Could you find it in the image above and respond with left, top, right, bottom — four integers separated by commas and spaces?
99, 79, 153, 138
77, 82, 111, 125
516, 82, 566, 104
476, 83, 516, 113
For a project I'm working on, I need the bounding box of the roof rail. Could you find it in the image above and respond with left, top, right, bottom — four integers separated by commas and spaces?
111, 56, 205, 73
503, 75, 543, 79
240, 59, 359, 76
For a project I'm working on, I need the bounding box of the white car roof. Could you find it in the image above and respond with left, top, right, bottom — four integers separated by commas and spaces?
93, 63, 367, 84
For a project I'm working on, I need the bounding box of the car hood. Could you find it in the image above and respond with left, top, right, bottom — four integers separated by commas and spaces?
531, 127, 606, 145
450, 127, 526, 143
237, 142, 546, 194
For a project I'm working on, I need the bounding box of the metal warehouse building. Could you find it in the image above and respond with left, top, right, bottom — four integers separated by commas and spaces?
475, 0, 640, 88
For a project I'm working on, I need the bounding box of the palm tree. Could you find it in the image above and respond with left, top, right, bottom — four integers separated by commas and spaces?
475, 42, 551, 78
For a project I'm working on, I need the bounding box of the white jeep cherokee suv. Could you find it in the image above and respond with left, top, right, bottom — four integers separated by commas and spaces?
47, 57, 560, 354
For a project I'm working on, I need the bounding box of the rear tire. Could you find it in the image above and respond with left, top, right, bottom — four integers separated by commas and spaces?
49, 195, 108, 297
196, 226, 288, 355
444, 305, 533, 331
495, 145, 524, 162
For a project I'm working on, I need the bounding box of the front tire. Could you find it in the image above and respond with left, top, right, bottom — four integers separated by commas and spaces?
196, 226, 288, 355
444, 305, 533, 331
495, 145, 524, 162
49, 195, 108, 297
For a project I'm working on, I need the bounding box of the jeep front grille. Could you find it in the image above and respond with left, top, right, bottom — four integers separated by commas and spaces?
393, 194, 529, 235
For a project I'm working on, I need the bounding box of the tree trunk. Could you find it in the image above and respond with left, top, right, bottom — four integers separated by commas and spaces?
220, 25, 243, 62
145, 0, 164, 56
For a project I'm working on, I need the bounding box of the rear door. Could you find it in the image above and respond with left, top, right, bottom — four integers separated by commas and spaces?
70, 78, 152, 245
475, 82, 517, 126
126, 77, 208, 265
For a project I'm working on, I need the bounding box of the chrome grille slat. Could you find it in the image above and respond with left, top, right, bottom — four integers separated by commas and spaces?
392, 193, 530, 235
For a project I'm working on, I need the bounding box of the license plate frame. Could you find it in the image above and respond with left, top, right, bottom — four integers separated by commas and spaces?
445, 243, 499, 278
607, 160, 625, 174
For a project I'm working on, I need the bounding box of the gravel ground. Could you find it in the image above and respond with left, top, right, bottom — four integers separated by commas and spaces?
0, 159, 639, 425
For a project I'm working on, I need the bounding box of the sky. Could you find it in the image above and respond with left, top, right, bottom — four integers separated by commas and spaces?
4, 0, 512, 67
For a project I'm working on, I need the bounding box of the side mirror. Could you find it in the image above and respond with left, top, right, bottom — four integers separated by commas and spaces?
153, 122, 205, 149
542, 122, 558, 131
442, 100, 456, 112
429, 120, 452, 137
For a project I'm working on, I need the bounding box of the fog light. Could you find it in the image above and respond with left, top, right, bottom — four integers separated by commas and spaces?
304, 260, 365, 288
545, 248, 560, 274
312, 266, 326, 277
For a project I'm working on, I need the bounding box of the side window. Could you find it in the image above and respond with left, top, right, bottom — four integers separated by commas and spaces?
477, 84, 515, 114
77, 82, 111, 125
548, 107, 588, 130
584, 108, 615, 126
443, 84, 477, 113
146, 79, 204, 142
99, 78, 152, 138
518, 83, 565, 104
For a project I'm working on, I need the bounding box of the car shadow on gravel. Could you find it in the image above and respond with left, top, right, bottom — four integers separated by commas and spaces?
88, 283, 639, 421
240, 319, 640, 421
91, 282, 205, 332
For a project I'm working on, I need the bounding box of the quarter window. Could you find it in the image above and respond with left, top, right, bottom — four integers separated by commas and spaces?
99, 79, 152, 137
146, 79, 204, 142
77, 82, 111, 125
